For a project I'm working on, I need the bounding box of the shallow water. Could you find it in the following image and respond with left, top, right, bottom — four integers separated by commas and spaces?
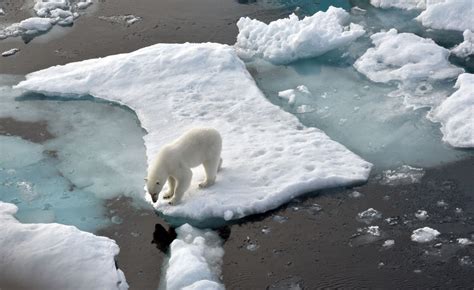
0, 76, 147, 232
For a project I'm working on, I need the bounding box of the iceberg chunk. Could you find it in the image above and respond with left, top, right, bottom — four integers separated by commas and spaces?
16, 43, 372, 222
354, 29, 463, 84
235, 7, 365, 64
416, 0, 474, 32
411, 226, 440, 243
0, 202, 128, 289
164, 224, 224, 290
429, 73, 474, 148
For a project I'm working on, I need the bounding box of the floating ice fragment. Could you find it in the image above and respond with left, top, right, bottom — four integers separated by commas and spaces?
19, 17, 53, 33
77, 0, 93, 10
436, 200, 448, 207
273, 215, 288, 223
349, 191, 363, 198
354, 29, 463, 84
278, 85, 311, 105
411, 227, 440, 243
2, 48, 20, 57
357, 208, 382, 224
457, 238, 473, 246
296, 105, 315, 114
165, 224, 224, 290
415, 210, 429, 221
416, 0, 474, 32
0, 202, 128, 289
380, 165, 425, 186
459, 256, 473, 267
429, 73, 474, 148
0, 8, 4, 15
99, 15, 142, 26
223, 210, 234, 221
382, 239, 395, 248
246, 242, 260, 251
367, 226, 381, 236
261, 227, 271, 234
455, 207, 463, 214
235, 7, 365, 64
451, 30, 474, 58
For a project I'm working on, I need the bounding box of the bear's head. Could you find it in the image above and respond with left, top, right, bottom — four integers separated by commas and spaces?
146, 177, 165, 203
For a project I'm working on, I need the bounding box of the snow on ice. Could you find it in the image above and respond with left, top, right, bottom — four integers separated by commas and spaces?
429, 73, 474, 148
164, 224, 224, 290
16, 43, 372, 222
451, 30, 474, 58
235, 7, 365, 64
0, 202, 128, 290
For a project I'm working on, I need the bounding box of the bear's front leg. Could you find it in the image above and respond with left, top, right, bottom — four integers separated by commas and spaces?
168, 169, 192, 205
162, 176, 176, 199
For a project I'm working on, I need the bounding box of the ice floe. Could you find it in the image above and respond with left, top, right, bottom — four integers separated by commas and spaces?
0, 201, 128, 290
411, 227, 440, 243
429, 73, 474, 148
457, 238, 473, 246
451, 30, 474, 58
416, 0, 474, 32
415, 210, 429, 220
235, 7, 365, 64
354, 29, 463, 84
16, 43, 372, 222
357, 208, 382, 224
382, 239, 395, 248
164, 224, 224, 290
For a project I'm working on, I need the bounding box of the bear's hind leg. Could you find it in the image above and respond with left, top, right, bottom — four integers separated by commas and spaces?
199, 157, 220, 188
162, 176, 176, 199
169, 168, 192, 205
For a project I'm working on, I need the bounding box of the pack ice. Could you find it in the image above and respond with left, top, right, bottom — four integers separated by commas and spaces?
235, 7, 365, 64
416, 0, 474, 32
16, 43, 372, 222
429, 73, 474, 148
0, 201, 128, 290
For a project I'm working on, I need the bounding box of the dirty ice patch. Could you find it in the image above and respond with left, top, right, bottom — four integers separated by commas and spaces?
235, 6, 365, 64
429, 73, 474, 148
163, 224, 224, 290
0, 202, 128, 290
451, 30, 474, 58
16, 43, 372, 222
416, 0, 474, 32
411, 227, 440, 243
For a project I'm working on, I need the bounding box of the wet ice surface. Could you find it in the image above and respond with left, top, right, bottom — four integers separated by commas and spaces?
0, 76, 147, 232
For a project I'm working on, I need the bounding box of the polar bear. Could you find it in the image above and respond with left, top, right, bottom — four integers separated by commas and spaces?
146, 127, 222, 204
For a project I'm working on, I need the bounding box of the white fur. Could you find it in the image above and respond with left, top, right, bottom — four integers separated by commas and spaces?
146, 127, 222, 204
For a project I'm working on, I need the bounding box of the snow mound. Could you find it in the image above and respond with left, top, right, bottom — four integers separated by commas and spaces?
451, 30, 474, 58
354, 29, 463, 84
416, 0, 474, 32
16, 43, 372, 222
165, 224, 224, 290
0, 201, 128, 290
235, 7, 365, 64
430, 73, 474, 148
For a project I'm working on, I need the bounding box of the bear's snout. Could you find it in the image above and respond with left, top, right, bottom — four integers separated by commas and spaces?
151, 193, 158, 203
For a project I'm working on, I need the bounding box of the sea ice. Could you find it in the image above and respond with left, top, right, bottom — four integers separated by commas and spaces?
380, 165, 425, 185
278, 85, 311, 105
235, 7, 365, 64
415, 210, 429, 220
16, 43, 372, 222
0, 202, 128, 290
382, 239, 395, 248
357, 208, 382, 224
19, 17, 53, 34
99, 15, 143, 26
1, 48, 20, 57
451, 30, 474, 58
457, 238, 473, 246
369, 0, 435, 10
367, 225, 381, 236
429, 73, 474, 148
411, 227, 440, 243
0, 8, 4, 16
164, 224, 224, 290
0, 136, 44, 168
354, 29, 463, 84
416, 0, 474, 32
